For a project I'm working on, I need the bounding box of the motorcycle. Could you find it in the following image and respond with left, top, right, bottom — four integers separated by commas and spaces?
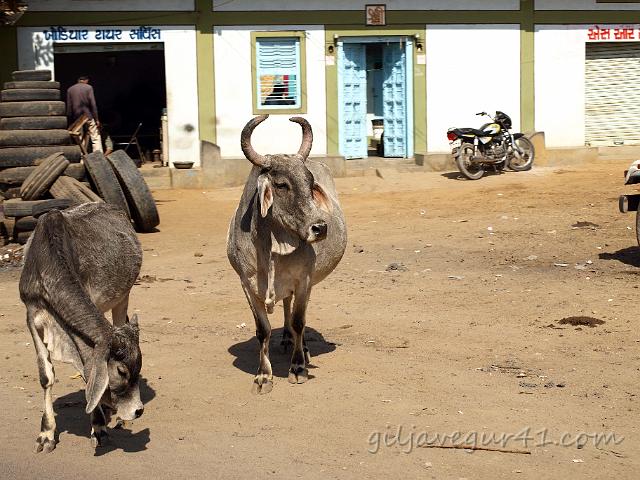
446, 111, 535, 180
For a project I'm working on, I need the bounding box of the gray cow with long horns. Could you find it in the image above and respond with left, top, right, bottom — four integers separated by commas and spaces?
227, 115, 347, 393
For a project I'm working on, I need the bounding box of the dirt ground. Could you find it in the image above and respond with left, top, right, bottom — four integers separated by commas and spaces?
1, 160, 639, 479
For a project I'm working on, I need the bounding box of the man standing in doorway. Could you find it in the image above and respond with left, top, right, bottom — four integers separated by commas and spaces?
66, 75, 102, 152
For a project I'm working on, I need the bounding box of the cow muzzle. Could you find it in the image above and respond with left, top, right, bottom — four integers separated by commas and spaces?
307, 222, 328, 242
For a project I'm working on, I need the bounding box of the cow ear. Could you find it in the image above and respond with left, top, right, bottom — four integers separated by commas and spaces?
257, 175, 273, 217
313, 183, 333, 214
85, 349, 109, 414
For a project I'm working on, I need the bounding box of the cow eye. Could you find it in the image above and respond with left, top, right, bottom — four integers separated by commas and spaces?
274, 182, 289, 190
117, 366, 128, 377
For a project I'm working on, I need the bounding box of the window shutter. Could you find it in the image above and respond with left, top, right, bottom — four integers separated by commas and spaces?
256, 37, 301, 109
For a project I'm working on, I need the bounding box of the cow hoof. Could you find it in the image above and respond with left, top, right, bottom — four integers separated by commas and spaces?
34, 434, 56, 454
288, 365, 308, 384
252, 374, 273, 395
90, 429, 109, 448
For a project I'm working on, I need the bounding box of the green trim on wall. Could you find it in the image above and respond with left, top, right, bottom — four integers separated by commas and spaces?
214, 11, 522, 26
521, 0, 535, 133
324, 27, 426, 157
18, 9, 640, 28
0, 26, 18, 86
250, 31, 307, 115
15, 12, 198, 26
196, 0, 216, 144
534, 11, 640, 24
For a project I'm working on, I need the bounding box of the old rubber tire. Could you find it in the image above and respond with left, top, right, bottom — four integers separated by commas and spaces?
20, 152, 70, 200
15, 216, 38, 232
0, 101, 65, 118
0, 166, 35, 186
0, 129, 72, 147
4, 81, 60, 90
12, 70, 52, 82
1, 89, 60, 102
3, 199, 70, 218
0, 145, 81, 167
0, 163, 85, 186
0, 186, 21, 199
107, 150, 159, 232
455, 143, 484, 180
31, 198, 74, 217
508, 137, 535, 172
84, 152, 130, 216
16, 231, 34, 245
0, 116, 68, 130
50, 176, 102, 205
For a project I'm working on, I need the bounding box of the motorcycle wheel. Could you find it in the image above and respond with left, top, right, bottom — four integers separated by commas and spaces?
456, 143, 484, 180
508, 137, 535, 171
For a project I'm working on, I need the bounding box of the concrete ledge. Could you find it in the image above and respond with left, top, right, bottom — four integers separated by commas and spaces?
171, 167, 204, 189
415, 152, 452, 172
598, 145, 640, 161
158, 153, 348, 190
312, 155, 347, 178
545, 147, 598, 166
140, 165, 171, 190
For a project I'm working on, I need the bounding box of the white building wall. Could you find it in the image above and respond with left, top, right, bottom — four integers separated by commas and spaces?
425, 25, 521, 153
16, 26, 200, 166
28, 0, 194, 11
534, 26, 586, 148
215, 1, 518, 10
536, 0, 640, 10
213, 26, 327, 159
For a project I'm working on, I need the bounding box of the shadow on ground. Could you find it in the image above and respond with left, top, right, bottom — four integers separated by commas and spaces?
599, 247, 640, 268
440, 169, 507, 181
52, 377, 156, 456
228, 327, 337, 379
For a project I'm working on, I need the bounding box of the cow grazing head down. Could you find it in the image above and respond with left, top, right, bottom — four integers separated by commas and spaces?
86, 314, 143, 422
241, 115, 333, 253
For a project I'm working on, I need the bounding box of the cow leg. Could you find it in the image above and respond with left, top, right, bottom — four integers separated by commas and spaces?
288, 281, 310, 384
27, 309, 57, 453
111, 295, 130, 327
281, 296, 310, 362
280, 296, 293, 352
90, 406, 109, 447
242, 284, 273, 394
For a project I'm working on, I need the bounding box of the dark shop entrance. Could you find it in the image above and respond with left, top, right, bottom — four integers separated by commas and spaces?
54, 43, 166, 160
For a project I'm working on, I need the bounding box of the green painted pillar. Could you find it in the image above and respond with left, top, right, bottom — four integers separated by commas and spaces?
0, 26, 18, 86
196, 0, 216, 144
520, 0, 535, 132
325, 30, 339, 156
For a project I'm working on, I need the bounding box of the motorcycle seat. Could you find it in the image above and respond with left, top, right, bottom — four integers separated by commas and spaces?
456, 127, 495, 137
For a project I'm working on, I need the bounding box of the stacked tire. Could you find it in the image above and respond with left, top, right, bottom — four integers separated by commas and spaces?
0, 70, 81, 168
0, 72, 160, 245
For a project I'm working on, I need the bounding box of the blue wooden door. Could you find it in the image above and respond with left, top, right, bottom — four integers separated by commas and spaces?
338, 43, 367, 159
382, 42, 407, 157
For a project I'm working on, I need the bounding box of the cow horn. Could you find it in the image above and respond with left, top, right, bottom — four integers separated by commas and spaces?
241, 115, 270, 167
289, 117, 313, 160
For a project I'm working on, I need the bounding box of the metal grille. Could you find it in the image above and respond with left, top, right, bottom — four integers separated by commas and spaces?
585, 42, 640, 146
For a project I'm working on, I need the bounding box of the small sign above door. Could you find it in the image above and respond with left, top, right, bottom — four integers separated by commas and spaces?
365, 4, 386, 26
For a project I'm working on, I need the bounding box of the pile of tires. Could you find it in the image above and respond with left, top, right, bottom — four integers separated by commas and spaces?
0, 70, 160, 246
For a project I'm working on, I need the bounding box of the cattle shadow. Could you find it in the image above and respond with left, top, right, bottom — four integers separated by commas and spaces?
228, 327, 337, 379
599, 247, 640, 268
52, 377, 155, 456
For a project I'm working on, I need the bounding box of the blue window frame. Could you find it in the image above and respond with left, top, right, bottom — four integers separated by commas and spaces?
254, 36, 303, 112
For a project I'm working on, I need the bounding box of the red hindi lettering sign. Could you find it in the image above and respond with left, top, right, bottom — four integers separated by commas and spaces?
588, 25, 638, 41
